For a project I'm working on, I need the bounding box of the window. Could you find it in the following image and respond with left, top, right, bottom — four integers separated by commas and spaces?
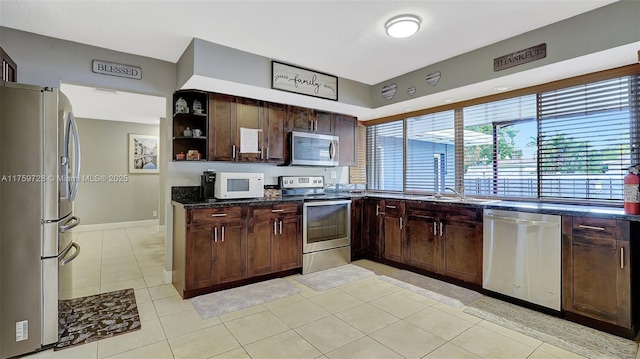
365, 70, 640, 204
405, 111, 455, 193
463, 96, 537, 198
538, 76, 637, 201
366, 121, 403, 191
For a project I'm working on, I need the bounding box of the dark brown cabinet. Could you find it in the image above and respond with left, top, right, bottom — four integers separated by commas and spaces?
235, 97, 263, 162
208, 93, 237, 161
334, 114, 358, 166
562, 216, 633, 333
312, 110, 334, 134
174, 206, 247, 296
263, 102, 287, 163
381, 200, 405, 263
247, 203, 302, 276
350, 198, 364, 260
404, 202, 482, 284
172, 90, 208, 161
1, 47, 17, 82
288, 106, 313, 132
362, 199, 382, 259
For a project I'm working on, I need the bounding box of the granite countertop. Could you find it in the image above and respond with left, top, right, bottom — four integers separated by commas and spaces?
171, 186, 640, 221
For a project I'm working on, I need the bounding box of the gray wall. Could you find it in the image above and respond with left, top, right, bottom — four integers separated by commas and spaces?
75, 118, 160, 225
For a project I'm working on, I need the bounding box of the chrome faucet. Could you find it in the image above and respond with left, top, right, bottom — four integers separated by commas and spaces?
445, 186, 465, 199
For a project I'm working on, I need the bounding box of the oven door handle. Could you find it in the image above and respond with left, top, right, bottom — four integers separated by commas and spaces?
303, 199, 352, 207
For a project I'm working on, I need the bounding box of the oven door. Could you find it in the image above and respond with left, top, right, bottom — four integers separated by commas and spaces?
303, 199, 351, 253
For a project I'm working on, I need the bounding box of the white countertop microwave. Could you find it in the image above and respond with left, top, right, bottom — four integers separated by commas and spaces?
214, 172, 264, 199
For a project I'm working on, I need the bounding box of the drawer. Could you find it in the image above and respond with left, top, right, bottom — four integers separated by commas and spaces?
382, 200, 404, 216
571, 217, 622, 240
190, 206, 243, 224
252, 203, 300, 218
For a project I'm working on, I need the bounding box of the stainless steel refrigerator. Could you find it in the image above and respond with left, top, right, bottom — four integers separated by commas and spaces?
0, 82, 81, 358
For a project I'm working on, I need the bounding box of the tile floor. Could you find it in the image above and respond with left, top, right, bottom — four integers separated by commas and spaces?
27, 224, 635, 359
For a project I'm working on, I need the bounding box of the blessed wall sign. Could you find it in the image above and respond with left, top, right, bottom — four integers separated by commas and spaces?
92, 60, 142, 80
272, 61, 338, 101
494, 44, 547, 71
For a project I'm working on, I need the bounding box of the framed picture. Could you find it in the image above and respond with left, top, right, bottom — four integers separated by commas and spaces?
129, 134, 159, 173
272, 61, 338, 101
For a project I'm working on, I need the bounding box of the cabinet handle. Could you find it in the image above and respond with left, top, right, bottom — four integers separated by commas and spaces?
260, 147, 264, 160
386, 205, 396, 209
211, 213, 227, 217
309, 120, 313, 131
439, 222, 444, 237
400, 217, 403, 230
433, 222, 437, 236
214, 227, 218, 243
267, 147, 269, 159
621, 247, 625, 269
376, 204, 379, 216
221, 226, 225, 242
578, 224, 605, 231
232, 144, 236, 159
279, 220, 283, 234
271, 209, 284, 213
274, 221, 277, 235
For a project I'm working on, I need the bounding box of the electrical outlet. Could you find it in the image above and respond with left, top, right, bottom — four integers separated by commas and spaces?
152, 210, 158, 217
330, 171, 337, 179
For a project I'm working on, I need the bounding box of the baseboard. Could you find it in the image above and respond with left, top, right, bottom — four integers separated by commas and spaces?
74, 219, 160, 232
163, 269, 173, 285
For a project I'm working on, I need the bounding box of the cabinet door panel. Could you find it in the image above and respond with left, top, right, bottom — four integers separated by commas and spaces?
335, 114, 357, 166
248, 218, 274, 276
209, 93, 236, 161
236, 98, 262, 162
363, 200, 380, 258
382, 215, 403, 263
185, 224, 215, 290
313, 110, 333, 134
442, 220, 481, 284
264, 102, 287, 163
288, 106, 312, 132
406, 215, 438, 272
217, 221, 246, 284
275, 215, 302, 271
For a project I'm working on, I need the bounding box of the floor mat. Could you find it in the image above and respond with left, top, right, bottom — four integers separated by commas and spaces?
294, 264, 376, 291
56, 288, 141, 350
464, 296, 638, 359
191, 278, 301, 319
379, 270, 482, 307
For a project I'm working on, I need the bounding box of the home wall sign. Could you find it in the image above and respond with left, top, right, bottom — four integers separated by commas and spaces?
494, 43, 546, 71
272, 61, 338, 101
92, 60, 142, 80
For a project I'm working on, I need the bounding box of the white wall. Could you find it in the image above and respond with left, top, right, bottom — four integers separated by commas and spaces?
75, 118, 160, 225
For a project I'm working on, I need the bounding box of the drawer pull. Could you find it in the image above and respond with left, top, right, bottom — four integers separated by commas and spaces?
211, 213, 228, 217
386, 205, 397, 209
221, 226, 225, 242
214, 227, 218, 242
400, 217, 403, 230
376, 204, 380, 216
279, 220, 283, 234
439, 222, 444, 237
621, 247, 625, 269
274, 221, 277, 235
271, 209, 285, 213
433, 222, 437, 236
577, 224, 605, 231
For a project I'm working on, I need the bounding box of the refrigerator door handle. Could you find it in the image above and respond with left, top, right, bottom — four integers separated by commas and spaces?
65, 112, 81, 201
60, 242, 80, 266
59, 215, 80, 233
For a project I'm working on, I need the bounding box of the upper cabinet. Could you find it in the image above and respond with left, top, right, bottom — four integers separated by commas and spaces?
334, 114, 358, 166
1, 47, 17, 82
173, 90, 359, 166
172, 90, 208, 161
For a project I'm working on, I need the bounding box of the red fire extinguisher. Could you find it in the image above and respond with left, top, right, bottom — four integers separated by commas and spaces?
624, 165, 640, 215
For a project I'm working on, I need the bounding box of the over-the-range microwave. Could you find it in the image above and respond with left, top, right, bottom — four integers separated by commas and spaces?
289, 131, 339, 166
214, 172, 264, 199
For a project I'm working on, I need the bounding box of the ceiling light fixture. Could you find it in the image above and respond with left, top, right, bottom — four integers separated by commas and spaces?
385, 14, 421, 38
494, 86, 511, 92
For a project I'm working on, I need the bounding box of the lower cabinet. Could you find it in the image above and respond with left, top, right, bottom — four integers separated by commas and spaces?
362, 199, 381, 258
378, 200, 483, 285
247, 203, 302, 276
173, 202, 302, 298
562, 216, 633, 333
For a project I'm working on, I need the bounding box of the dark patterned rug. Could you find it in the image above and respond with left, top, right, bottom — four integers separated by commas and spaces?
55, 288, 141, 350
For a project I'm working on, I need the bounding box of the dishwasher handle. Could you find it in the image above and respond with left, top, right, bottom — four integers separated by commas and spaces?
484, 214, 559, 228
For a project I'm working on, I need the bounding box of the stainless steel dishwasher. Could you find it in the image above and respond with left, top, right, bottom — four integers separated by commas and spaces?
483, 209, 561, 311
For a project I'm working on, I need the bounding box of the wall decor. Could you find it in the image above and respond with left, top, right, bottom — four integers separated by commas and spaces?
406, 87, 416, 96
494, 43, 546, 71
381, 83, 397, 101
129, 134, 159, 173
92, 60, 142, 80
272, 61, 338, 101
426, 71, 441, 86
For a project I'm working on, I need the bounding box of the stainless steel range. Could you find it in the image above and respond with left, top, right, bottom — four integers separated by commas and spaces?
279, 176, 351, 274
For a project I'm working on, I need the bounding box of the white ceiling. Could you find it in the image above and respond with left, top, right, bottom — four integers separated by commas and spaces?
1, 0, 631, 123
